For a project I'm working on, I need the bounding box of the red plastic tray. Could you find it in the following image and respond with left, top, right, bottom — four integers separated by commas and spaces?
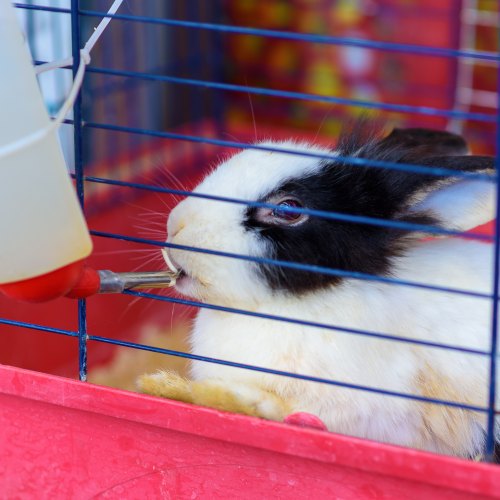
1, 363, 499, 498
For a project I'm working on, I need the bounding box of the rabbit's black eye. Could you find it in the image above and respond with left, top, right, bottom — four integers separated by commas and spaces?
272, 199, 303, 221
254, 196, 308, 226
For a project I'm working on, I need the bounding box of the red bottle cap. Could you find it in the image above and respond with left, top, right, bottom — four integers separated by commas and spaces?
65, 266, 100, 299
0, 260, 99, 303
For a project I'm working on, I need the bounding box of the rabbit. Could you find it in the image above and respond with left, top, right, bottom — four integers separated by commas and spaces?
137, 122, 497, 458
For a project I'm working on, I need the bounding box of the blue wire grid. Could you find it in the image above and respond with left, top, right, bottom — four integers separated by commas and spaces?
11, 1, 500, 461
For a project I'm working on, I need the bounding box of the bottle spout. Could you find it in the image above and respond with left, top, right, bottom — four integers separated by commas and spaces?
64, 268, 179, 299
97, 270, 179, 293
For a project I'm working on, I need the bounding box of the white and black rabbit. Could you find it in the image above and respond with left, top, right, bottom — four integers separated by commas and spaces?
138, 123, 497, 458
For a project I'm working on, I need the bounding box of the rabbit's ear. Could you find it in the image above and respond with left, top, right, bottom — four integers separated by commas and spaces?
405, 155, 495, 232
378, 128, 469, 159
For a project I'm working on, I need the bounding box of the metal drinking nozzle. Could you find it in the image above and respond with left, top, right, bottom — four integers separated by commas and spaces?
97, 270, 179, 294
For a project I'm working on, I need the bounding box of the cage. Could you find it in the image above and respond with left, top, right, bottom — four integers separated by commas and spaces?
1, 0, 500, 497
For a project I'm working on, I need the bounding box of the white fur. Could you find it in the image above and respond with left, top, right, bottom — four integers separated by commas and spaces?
164, 140, 497, 457
412, 179, 495, 232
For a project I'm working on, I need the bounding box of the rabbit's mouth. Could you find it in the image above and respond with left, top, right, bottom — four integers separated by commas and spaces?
161, 247, 201, 297
175, 268, 189, 286
174, 268, 203, 299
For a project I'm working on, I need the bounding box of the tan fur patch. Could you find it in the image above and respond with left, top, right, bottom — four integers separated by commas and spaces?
138, 371, 290, 420
137, 370, 193, 404
190, 381, 262, 416
415, 364, 483, 457
190, 380, 290, 420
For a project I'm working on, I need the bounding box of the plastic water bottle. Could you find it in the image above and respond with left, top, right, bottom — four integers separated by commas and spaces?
0, 0, 92, 301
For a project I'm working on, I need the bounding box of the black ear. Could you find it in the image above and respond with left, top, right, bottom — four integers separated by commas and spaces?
417, 154, 494, 172
336, 122, 469, 166
377, 128, 469, 160
383, 154, 495, 204
335, 121, 494, 223
337, 123, 490, 208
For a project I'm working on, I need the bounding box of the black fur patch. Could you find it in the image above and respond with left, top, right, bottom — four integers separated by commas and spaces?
244, 124, 494, 295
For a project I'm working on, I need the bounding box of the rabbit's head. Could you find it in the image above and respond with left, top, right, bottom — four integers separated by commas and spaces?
164, 124, 494, 306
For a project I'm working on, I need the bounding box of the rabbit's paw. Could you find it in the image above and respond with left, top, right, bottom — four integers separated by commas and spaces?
137, 370, 194, 404
190, 380, 290, 421
137, 371, 289, 421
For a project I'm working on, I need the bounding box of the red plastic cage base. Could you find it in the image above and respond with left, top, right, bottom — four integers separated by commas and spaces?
0, 364, 499, 499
